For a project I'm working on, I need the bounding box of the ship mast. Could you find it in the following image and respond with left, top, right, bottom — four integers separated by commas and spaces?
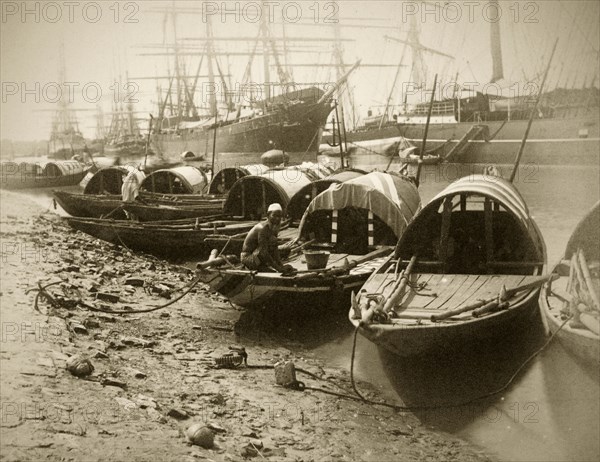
259, 5, 271, 102
489, 0, 504, 83
332, 8, 358, 130
205, 14, 217, 116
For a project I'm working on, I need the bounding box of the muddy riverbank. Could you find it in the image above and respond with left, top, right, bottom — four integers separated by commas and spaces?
0, 189, 492, 461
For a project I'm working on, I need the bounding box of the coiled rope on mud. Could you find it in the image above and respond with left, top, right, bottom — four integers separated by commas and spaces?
30, 275, 204, 315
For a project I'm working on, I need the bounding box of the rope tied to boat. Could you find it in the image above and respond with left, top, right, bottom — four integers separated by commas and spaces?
406, 279, 434, 296
346, 314, 575, 411
108, 222, 134, 253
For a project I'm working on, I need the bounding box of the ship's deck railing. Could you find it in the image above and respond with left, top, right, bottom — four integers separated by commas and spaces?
410, 101, 455, 116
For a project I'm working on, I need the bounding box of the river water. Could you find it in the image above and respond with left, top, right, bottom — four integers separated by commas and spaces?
10, 160, 600, 461
312, 160, 600, 462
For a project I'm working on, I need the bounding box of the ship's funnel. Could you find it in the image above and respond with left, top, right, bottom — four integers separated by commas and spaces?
317, 60, 362, 105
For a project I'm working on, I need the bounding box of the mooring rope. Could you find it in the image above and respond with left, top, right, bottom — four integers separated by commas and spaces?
31, 276, 204, 315
345, 315, 573, 411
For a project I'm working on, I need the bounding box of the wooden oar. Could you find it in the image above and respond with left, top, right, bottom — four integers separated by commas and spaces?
431, 273, 557, 322
472, 301, 509, 318
383, 255, 418, 316
292, 247, 391, 281
415, 74, 438, 186
285, 239, 316, 258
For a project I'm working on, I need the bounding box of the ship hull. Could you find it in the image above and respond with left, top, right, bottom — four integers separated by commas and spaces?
151, 100, 332, 171
325, 114, 600, 165
48, 133, 87, 161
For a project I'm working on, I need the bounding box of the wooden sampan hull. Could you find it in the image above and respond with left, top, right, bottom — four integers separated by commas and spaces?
200, 256, 388, 309
540, 278, 600, 366
66, 217, 255, 259
351, 288, 540, 357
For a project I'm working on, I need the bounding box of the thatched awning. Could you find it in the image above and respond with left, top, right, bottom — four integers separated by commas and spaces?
295, 162, 338, 180
208, 164, 269, 195
287, 169, 365, 222
83, 166, 133, 195
141, 166, 207, 194
395, 174, 545, 274
42, 160, 86, 178
298, 172, 420, 254
223, 168, 313, 219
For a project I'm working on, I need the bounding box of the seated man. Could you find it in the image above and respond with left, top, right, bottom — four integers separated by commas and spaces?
240, 203, 294, 274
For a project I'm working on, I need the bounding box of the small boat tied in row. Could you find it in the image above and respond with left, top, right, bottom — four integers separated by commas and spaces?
349, 174, 548, 357
196, 172, 420, 309
540, 201, 600, 366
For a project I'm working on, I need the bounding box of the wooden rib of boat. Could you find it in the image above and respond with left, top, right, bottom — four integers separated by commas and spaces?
350, 174, 547, 357
53, 190, 225, 220
540, 201, 600, 366
197, 172, 421, 308
65, 216, 254, 258
1, 161, 87, 190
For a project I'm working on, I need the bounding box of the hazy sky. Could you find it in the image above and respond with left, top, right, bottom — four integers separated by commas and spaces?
1, 0, 598, 141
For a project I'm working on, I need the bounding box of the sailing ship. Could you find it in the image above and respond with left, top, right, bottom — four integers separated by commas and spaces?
323, 1, 600, 166
144, 7, 358, 171
47, 44, 87, 160
152, 85, 336, 168
104, 88, 152, 161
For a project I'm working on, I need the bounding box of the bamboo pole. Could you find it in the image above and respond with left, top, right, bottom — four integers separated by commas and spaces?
431, 273, 557, 322
509, 38, 559, 182
211, 113, 218, 178
143, 114, 153, 170
340, 103, 349, 168
285, 239, 316, 258
335, 102, 345, 168
292, 247, 390, 280
415, 74, 437, 186
383, 255, 418, 315
472, 300, 509, 318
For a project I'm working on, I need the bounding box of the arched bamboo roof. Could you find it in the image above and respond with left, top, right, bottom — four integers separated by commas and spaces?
207, 164, 269, 195
223, 167, 313, 219
298, 172, 421, 253
395, 174, 546, 273
141, 166, 208, 194
287, 169, 365, 222
83, 166, 133, 195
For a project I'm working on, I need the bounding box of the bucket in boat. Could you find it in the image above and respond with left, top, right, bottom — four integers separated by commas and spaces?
304, 250, 330, 270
